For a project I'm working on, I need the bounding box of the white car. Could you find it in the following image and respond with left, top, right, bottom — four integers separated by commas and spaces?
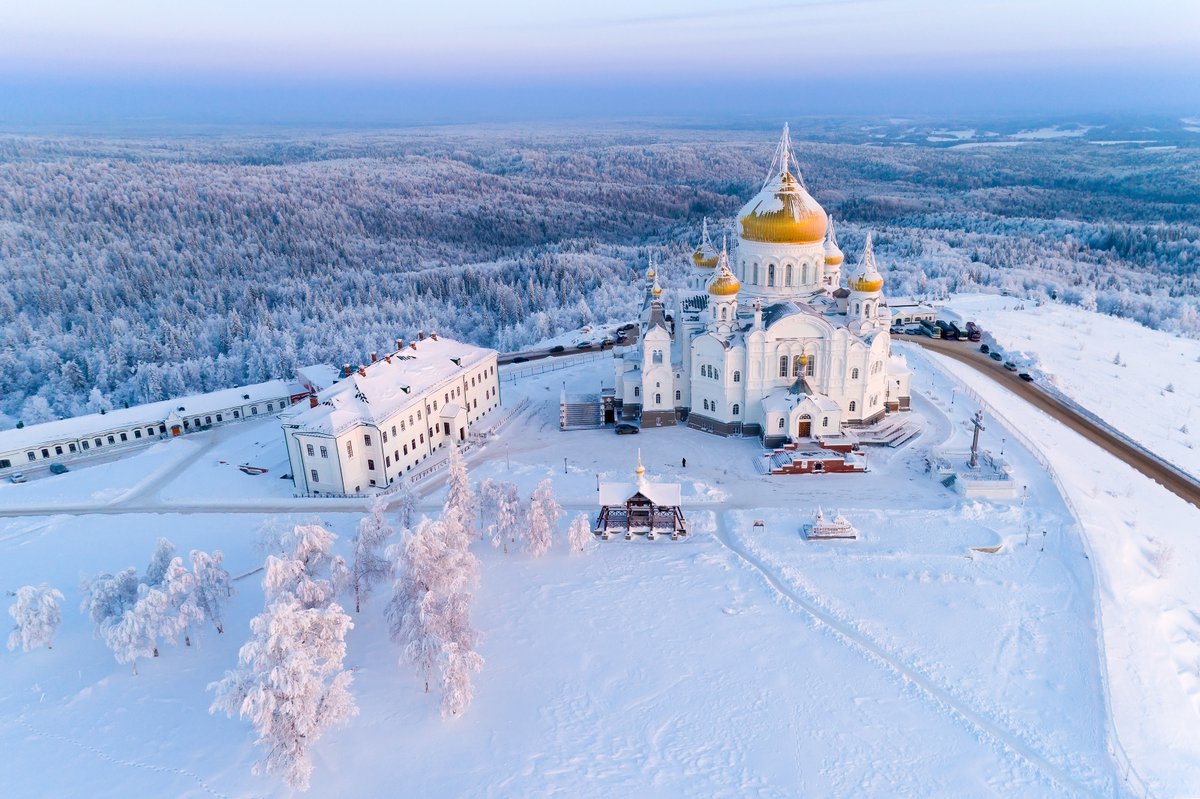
9, 472, 28, 483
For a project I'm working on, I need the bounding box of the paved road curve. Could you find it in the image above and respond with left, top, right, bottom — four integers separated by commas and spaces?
905, 335, 1200, 511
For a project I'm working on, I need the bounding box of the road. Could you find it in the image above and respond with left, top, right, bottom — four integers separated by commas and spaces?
904, 334, 1200, 510
498, 328, 637, 365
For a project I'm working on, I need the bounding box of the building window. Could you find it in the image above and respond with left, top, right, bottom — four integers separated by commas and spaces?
382, 431, 388, 443
655, 393, 662, 404
233, 410, 240, 419
118, 434, 126, 443
391, 425, 397, 437
346, 441, 354, 458
27, 452, 35, 462
634, 386, 640, 397
768, 264, 775, 286
106, 437, 114, 445
251, 407, 258, 415
420, 433, 424, 443
216, 414, 223, 422
778, 418, 785, 429
386, 456, 391, 467
205, 416, 212, 425
267, 404, 274, 412
134, 430, 142, 439
792, 355, 802, 377
306, 444, 315, 456
97, 437, 103, 446
785, 265, 793, 286
732, 403, 740, 416
404, 444, 409, 455
753, 263, 759, 284
733, 370, 740, 383
364, 433, 372, 446
703, 399, 709, 411
81, 441, 89, 451
55, 445, 63, 454
310, 469, 319, 483
851, 368, 859, 379
849, 401, 857, 412
320, 446, 328, 458
779, 356, 788, 377
822, 417, 829, 428
806, 359, 814, 377
368, 459, 375, 471
675, 390, 681, 401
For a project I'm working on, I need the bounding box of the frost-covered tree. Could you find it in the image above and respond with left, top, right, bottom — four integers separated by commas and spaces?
526, 479, 564, 557
567, 512, 594, 555
393, 480, 417, 531
440, 641, 484, 719
103, 585, 172, 673
80, 567, 140, 630
162, 557, 205, 646
209, 595, 357, 791
443, 443, 477, 545
351, 495, 394, 612
190, 549, 233, 634
144, 537, 176, 587
7, 584, 64, 651
264, 524, 341, 609
488, 482, 523, 553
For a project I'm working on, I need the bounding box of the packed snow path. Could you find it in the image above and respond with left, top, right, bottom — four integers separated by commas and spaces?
709, 515, 1121, 799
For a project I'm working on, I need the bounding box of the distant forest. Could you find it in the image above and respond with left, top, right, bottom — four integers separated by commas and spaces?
1, 122, 1198, 423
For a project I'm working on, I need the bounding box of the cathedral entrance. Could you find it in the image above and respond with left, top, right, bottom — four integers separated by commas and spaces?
797, 415, 812, 438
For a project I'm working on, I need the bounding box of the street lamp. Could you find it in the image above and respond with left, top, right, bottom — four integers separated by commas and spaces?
1001, 437, 1006, 456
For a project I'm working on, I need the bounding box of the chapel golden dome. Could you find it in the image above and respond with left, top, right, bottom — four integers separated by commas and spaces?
848, 232, 884, 293
693, 247, 719, 268
738, 169, 828, 245
708, 266, 741, 297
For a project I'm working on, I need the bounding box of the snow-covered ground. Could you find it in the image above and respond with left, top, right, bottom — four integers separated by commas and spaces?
0, 350, 1185, 797
944, 293, 1200, 477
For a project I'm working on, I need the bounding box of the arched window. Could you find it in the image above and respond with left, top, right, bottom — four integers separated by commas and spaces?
851, 367, 859, 379
703, 399, 710, 411
634, 386, 640, 397
768, 264, 776, 286
778, 418, 785, 429
732, 403, 740, 416
822, 416, 829, 428
849, 401, 857, 412
712, 369, 719, 381
752, 263, 759, 284
733, 370, 741, 383
802, 264, 810, 284
779, 356, 788, 377
806, 358, 814, 377
675, 390, 681, 401
653, 349, 663, 364
655, 393, 662, 404
785, 264, 793, 286
720, 307, 727, 321
792, 355, 802, 377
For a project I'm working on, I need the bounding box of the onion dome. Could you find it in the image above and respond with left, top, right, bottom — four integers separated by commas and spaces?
646, 260, 657, 280
707, 247, 741, 297
738, 124, 827, 245
824, 216, 844, 266
652, 278, 663, 298
848, 232, 884, 293
692, 217, 720, 268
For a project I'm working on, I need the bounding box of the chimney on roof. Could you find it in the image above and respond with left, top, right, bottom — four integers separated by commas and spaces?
358, 367, 366, 377
396, 338, 403, 351
431, 332, 438, 341
370, 352, 377, 363
309, 395, 319, 408
385, 354, 392, 364
410, 341, 417, 350
343, 363, 351, 377
418, 331, 425, 341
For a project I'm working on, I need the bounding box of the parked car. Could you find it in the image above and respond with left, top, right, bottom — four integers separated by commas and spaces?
8, 472, 27, 484
1018, 372, 1034, 382
989, 351, 1003, 361
965, 321, 982, 342
1004, 361, 1018, 372
979, 344, 990, 354
575, 341, 594, 350
615, 423, 640, 435
549, 344, 565, 353
511, 356, 528, 363
49, 463, 69, 475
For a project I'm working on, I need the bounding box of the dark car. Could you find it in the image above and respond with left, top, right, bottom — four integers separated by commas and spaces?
1018, 372, 1034, 382
49, 463, 69, 475
979, 344, 990, 354
989, 352, 1003, 361
575, 341, 594, 350
549, 345, 565, 353
511, 356, 528, 363
1004, 361, 1018, 372
615, 423, 640, 435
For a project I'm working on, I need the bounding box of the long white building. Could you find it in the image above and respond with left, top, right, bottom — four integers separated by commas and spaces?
281, 333, 500, 495
615, 125, 912, 448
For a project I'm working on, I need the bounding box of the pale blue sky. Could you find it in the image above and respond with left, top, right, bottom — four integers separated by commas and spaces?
2, 0, 1198, 123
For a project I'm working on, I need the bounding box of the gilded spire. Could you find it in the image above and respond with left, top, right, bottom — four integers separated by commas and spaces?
763, 122, 805, 190
849, 231, 884, 293
635, 449, 646, 489
692, 217, 720, 268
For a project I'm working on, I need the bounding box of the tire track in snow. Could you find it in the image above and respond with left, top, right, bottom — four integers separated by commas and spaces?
708, 516, 1115, 799
14, 716, 233, 798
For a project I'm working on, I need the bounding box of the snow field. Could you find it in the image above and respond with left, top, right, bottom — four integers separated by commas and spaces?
0, 355, 1146, 797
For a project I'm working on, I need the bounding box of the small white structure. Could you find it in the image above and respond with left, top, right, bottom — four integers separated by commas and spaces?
804, 507, 857, 540
0, 378, 307, 477
596, 452, 686, 540
281, 333, 500, 496
930, 411, 1019, 499
889, 298, 938, 327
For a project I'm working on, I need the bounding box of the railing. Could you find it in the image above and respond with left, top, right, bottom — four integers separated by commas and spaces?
900, 343, 1150, 799
500, 347, 631, 382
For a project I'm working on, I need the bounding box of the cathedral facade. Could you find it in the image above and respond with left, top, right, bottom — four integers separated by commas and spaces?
614, 126, 912, 448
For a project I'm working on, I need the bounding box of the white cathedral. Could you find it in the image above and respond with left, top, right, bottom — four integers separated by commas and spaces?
614, 126, 912, 449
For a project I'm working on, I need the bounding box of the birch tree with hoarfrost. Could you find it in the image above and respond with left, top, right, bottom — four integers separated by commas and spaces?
351, 495, 394, 612
190, 549, 233, 634
7, 584, 64, 651
567, 512, 594, 555
209, 595, 357, 791
526, 479, 564, 557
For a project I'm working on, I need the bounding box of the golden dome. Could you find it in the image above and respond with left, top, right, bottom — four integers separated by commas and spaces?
646, 264, 657, 280
692, 247, 719, 268
849, 275, 883, 292
739, 170, 828, 245
708, 270, 741, 297
848, 232, 883, 293
825, 250, 844, 266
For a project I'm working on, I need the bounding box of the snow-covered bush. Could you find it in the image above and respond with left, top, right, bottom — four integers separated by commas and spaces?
7, 583, 64, 651
526, 479, 564, 557
567, 513, 594, 555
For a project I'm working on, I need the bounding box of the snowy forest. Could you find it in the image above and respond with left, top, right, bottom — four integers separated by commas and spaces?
1, 118, 1198, 423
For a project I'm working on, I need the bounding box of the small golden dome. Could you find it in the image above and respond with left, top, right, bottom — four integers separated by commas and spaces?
652, 284, 663, 296
849, 275, 883, 292
824, 250, 844, 266
739, 170, 828, 245
708, 271, 741, 297
692, 247, 719, 268
646, 265, 657, 280
848, 232, 883, 293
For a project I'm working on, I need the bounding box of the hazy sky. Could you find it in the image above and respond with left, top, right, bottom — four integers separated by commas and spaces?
3, 0, 1198, 124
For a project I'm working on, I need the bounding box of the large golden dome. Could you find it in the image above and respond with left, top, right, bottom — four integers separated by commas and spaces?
739, 170, 828, 245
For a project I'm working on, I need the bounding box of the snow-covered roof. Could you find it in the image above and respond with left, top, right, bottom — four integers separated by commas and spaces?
285, 335, 496, 437
295, 364, 340, 393
598, 481, 682, 508
0, 377, 300, 453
